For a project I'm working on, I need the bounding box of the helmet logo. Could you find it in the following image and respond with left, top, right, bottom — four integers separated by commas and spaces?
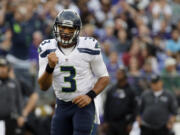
62, 20, 73, 27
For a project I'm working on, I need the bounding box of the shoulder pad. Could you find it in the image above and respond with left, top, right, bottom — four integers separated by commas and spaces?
77, 37, 101, 55
79, 37, 100, 50
38, 39, 57, 58
39, 39, 56, 47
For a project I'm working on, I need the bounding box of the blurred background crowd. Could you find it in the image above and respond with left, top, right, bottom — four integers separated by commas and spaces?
0, 0, 180, 135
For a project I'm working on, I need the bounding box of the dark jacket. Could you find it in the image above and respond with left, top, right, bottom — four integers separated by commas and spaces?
0, 78, 23, 120
139, 90, 178, 129
104, 83, 137, 124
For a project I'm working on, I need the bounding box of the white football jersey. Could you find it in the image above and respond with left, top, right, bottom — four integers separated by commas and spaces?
38, 37, 109, 124
38, 37, 109, 102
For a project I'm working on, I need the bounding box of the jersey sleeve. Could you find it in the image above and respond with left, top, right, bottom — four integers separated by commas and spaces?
38, 40, 49, 78
90, 41, 109, 78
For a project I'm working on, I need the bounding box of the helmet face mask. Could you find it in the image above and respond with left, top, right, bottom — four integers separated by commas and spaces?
53, 10, 82, 47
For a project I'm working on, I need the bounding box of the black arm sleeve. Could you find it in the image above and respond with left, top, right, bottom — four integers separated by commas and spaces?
104, 90, 112, 122
128, 89, 138, 123
138, 93, 146, 115
168, 92, 178, 115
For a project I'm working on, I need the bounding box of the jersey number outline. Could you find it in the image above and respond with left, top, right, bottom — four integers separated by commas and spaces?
41, 40, 50, 46
60, 66, 76, 92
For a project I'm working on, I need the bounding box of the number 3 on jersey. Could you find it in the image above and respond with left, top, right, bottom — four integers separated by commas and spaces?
60, 66, 76, 92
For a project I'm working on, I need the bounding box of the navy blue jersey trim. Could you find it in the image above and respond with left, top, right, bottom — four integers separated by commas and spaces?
77, 48, 100, 55
40, 49, 56, 58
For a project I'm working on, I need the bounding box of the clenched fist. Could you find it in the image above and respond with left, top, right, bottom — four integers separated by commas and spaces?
48, 52, 58, 68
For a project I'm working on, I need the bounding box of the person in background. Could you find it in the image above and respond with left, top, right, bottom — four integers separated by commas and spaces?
138, 75, 178, 135
102, 20, 118, 47
170, 0, 180, 25
7, 3, 35, 90
157, 20, 171, 40
139, 59, 156, 90
166, 29, 180, 57
152, 0, 172, 33
103, 67, 137, 135
128, 57, 143, 96
81, 23, 96, 37
140, 45, 159, 74
101, 40, 112, 65
107, 51, 121, 84
29, 31, 43, 64
122, 38, 144, 67
9, 67, 38, 135
0, 57, 23, 135
56, 0, 80, 14
0, 0, 12, 56
29, 31, 43, 78
161, 57, 180, 106
161, 57, 178, 76
115, 29, 131, 55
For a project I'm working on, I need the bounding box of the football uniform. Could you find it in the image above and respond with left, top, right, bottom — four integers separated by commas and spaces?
38, 37, 109, 125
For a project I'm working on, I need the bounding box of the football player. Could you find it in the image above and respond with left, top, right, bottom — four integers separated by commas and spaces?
38, 9, 109, 135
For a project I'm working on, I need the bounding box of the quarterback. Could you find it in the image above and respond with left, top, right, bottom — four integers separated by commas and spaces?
38, 9, 109, 135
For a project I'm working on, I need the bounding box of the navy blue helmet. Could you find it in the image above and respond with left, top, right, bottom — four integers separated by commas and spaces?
53, 9, 82, 47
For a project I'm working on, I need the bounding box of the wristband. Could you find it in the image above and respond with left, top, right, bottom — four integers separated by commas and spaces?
45, 64, 54, 74
86, 90, 97, 99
